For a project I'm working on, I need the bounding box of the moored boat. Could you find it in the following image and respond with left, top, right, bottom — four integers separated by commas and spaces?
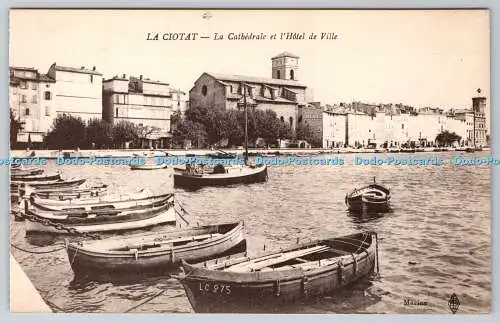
28, 190, 172, 212
174, 231, 378, 313
19, 184, 109, 200
345, 178, 391, 213
24, 194, 176, 233
174, 164, 268, 189
130, 163, 168, 170
10, 166, 44, 177
65, 221, 245, 276
19, 177, 86, 191
11, 172, 60, 182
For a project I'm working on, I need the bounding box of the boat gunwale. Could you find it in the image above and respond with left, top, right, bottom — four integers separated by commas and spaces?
180, 232, 376, 283
66, 221, 244, 258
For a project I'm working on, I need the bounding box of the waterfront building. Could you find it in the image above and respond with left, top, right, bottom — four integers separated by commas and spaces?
321, 101, 478, 148
9, 66, 56, 146
189, 52, 316, 144
103, 74, 183, 148
46, 63, 103, 121
472, 94, 487, 147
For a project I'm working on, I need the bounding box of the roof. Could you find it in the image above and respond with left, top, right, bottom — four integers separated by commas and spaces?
54, 65, 102, 76
10, 66, 37, 71
272, 51, 300, 59
205, 72, 306, 88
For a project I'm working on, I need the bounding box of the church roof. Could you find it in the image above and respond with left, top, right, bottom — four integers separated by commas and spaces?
205, 72, 306, 88
272, 51, 300, 59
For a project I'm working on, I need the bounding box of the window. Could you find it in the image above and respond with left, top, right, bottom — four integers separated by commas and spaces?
290, 69, 295, 80
20, 81, 27, 89
45, 106, 50, 116
202, 85, 208, 96
31, 95, 37, 104
46, 84, 50, 88
90, 75, 93, 83
21, 95, 27, 103
115, 108, 119, 117
44, 91, 52, 100
276, 70, 281, 79
289, 116, 293, 128
230, 85, 233, 93
32, 82, 38, 90
401, 124, 404, 129
280, 116, 284, 122
25, 108, 30, 116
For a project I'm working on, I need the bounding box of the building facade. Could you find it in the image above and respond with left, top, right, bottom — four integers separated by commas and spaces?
103, 74, 183, 148
189, 52, 316, 144
322, 102, 478, 149
472, 96, 487, 147
46, 64, 103, 121
9, 67, 56, 145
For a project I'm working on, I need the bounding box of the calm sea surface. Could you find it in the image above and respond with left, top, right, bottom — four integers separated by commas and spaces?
10, 152, 491, 314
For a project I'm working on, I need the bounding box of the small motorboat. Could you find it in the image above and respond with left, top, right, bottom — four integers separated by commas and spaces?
23, 194, 176, 234
174, 164, 268, 189
345, 178, 391, 213
65, 221, 245, 276
174, 231, 378, 313
27, 190, 172, 212
206, 150, 238, 159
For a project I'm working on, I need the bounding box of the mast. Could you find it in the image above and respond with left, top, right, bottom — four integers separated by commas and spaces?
243, 83, 248, 165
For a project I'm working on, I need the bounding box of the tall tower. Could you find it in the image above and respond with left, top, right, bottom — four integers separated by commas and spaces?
271, 52, 299, 81
472, 88, 486, 114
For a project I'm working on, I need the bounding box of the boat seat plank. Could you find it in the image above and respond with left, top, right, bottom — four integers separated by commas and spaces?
229, 245, 330, 272
111, 233, 223, 251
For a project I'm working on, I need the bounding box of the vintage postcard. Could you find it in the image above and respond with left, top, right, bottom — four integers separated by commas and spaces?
9, 9, 491, 314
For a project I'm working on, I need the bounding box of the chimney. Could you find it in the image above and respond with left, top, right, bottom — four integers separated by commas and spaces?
123, 74, 126, 78
92, 66, 96, 71
81, 66, 85, 70
140, 75, 143, 80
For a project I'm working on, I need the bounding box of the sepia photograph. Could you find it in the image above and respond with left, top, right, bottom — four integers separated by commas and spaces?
8, 9, 491, 314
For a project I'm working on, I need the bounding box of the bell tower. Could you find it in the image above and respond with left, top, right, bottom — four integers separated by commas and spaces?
271, 52, 299, 81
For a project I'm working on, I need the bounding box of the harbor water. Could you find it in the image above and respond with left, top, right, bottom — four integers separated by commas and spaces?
10, 151, 491, 313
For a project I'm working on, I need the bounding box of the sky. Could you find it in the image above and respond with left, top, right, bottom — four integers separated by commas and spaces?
9, 9, 490, 119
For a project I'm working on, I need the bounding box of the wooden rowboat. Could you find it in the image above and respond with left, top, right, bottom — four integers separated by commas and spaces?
19, 185, 109, 200
24, 194, 176, 233
28, 190, 172, 212
345, 178, 391, 213
10, 167, 44, 177
11, 172, 60, 182
174, 164, 268, 189
174, 231, 378, 313
130, 163, 168, 170
65, 221, 245, 276
20, 177, 86, 191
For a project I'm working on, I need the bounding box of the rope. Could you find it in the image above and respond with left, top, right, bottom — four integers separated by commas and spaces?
124, 289, 165, 313
10, 243, 65, 254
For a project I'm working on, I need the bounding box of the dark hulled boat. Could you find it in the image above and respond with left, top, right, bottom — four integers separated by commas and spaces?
174, 83, 268, 189
65, 221, 245, 276
345, 178, 391, 213
11, 172, 60, 182
174, 231, 378, 313
174, 164, 268, 189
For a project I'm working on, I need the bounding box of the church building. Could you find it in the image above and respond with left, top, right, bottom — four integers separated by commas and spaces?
189, 52, 314, 133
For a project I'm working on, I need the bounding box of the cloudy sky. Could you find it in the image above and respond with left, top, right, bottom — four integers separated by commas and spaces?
10, 9, 490, 115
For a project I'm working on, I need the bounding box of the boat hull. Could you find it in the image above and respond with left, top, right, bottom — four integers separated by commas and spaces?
178, 232, 377, 313
25, 204, 176, 234
346, 184, 391, 213
25, 178, 86, 190
130, 164, 168, 170
174, 165, 268, 189
65, 222, 245, 276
